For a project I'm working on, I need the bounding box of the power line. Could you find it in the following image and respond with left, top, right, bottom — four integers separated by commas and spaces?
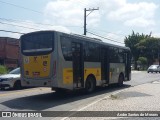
0, 21, 42, 31
88, 29, 124, 41
88, 28, 126, 37
0, 19, 49, 30
0, 17, 83, 28
0, 0, 43, 14
0, 19, 84, 36
0, 29, 25, 34
0, 21, 124, 44
87, 31, 124, 44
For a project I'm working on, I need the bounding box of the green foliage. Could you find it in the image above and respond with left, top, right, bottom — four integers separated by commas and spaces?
0, 65, 8, 74
124, 31, 151, 69
136, 60, 141, 65
137, 57, 148, 70
138, 57, 147, 65
136, 37, 160, 65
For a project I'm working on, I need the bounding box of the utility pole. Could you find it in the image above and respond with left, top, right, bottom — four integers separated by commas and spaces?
158, 41, 160, 65
158, 49, 160, 65
84, 8, 99, 35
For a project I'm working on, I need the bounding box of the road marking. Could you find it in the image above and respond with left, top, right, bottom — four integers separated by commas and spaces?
0, 87, 51, 97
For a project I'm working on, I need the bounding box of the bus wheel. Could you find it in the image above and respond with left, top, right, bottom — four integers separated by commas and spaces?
13, 80, 22, 90
118, 74, 124, 87
85, 76, 96, 93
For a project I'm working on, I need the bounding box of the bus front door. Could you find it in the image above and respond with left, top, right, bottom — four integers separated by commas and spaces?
72, 42, 84, 88
101, 47, 109, 84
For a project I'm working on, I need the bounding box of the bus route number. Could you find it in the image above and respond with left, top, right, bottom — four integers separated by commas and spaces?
41, 56, 48, 59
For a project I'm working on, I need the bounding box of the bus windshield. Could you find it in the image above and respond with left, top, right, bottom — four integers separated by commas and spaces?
21, 33, 54, 55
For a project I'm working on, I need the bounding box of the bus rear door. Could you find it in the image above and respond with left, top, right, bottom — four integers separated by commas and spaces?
101, 47, 109, 84
72, 42, 84, 88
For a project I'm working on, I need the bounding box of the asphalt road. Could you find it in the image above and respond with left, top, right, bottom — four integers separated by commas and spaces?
126, 71, 160, 86
0, 71, 160, 119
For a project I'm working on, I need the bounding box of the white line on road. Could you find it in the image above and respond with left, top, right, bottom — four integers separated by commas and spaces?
57, 89, 127, 120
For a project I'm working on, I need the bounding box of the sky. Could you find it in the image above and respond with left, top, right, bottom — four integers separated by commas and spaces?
0, 0, 160, 46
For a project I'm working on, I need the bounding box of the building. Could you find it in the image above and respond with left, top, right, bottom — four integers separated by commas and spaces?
0, 37, 19, 69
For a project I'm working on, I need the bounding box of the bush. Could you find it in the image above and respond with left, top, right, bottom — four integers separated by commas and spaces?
0, 65, 8, 74
137, 57, 148, 70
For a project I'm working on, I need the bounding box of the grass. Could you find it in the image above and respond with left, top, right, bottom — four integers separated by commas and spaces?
0, 65, 8, 75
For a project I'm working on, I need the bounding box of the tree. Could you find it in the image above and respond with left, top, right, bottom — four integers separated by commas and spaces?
124, 31, 150, 69
137, 57, 147, 70
136, 37, 160, 66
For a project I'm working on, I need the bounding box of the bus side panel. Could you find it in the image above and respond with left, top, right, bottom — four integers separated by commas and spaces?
56, 35, 102, 89
63, 68, 73, 84
56, 34, 74, 90
50, 33, 58, 87
84, 62, 101, 86
109, 63, 125, 84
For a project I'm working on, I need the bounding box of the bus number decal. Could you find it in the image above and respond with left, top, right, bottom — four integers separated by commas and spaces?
41, 55, 48, 59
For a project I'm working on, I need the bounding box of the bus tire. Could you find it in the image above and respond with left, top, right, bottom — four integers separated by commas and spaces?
85, 76, 96, 93
13, 80, 22, 90
118, 74, 124, 87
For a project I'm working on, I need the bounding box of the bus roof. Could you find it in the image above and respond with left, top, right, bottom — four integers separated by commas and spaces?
69, 33, 130, 51
21, 30, 130, 51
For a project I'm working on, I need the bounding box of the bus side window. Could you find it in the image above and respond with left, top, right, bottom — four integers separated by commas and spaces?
60, 36, 72, 61
84, 42, 100, 62
119, 49, 124, 63
109, 47, 119, 63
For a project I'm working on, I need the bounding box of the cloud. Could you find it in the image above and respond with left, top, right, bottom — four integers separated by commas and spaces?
152, 32, 160, 38
1, 0, 159, 40
103, 32, 125, 46
44, 0, 100, 28
107, 1, 158, 27
124, 18, 155, 27
43, 0, 158, 33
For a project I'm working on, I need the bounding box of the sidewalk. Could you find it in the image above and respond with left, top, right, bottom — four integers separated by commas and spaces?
64, 80, 160, 120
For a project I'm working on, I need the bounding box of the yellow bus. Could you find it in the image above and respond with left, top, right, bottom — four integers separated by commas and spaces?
20, 30, 131, 93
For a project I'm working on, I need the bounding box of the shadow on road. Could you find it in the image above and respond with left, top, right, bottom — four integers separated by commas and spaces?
0, 87, 35, 91
1, 84, 131, 111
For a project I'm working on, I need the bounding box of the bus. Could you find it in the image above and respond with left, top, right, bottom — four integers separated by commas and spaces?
20, 30, 131, 93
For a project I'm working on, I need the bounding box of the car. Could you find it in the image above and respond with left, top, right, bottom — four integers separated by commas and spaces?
147, 65, 160, 73
0, 67, 21, 90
